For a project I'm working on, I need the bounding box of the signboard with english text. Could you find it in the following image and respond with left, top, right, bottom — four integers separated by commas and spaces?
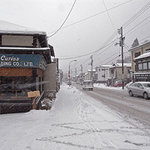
0, 54, 47, 70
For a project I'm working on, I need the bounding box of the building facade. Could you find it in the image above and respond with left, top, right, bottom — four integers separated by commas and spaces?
129, 41, 150, 73
0, 21, 56, 113
134, 52, 150, 81
109, 63, 131, 86
95, 65, 111, 83
129, 41, 150, 81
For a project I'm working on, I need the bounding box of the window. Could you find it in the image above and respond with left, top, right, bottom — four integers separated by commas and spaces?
143, 62, 148, 70
132, 83, 138, 87
111, 69, 114, 74
148, 62, 150, 69
138, 63, 142, 70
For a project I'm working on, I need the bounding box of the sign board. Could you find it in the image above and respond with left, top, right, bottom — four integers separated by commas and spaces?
135, 73, 150, 81
27, 91, 40, 98
0, 54, 47, 70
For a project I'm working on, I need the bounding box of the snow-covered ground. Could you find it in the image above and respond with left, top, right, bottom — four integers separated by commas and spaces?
0, 84, 150, 150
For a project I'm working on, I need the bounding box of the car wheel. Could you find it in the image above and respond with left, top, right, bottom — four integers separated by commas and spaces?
143, 92, 148, 99
129, 90, 133, 97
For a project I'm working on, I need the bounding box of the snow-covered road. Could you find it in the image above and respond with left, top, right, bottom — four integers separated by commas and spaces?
0, 84, 150, 150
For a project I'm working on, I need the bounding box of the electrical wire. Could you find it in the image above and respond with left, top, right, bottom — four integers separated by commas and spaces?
58, 37, 117, 60
47, 0, 135, 34
125, 15, 150, 35
123, 1, 150, 28
102, 0, 115, 31
47, 0, 77, 38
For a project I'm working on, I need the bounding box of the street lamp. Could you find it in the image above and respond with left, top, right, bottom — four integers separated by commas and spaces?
68, 60, 77, 86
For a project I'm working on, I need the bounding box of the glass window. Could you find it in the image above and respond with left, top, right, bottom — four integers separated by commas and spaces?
148, 62, 150, 69
143, 62, 147, 70
138, 63, 142, 70
143, 83, 150, 87
132, 83, 138, 87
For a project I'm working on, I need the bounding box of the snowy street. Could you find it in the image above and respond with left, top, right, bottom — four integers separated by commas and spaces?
0, 84, 150, 150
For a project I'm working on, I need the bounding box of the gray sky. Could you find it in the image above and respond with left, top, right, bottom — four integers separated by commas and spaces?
0, 0, 150, 73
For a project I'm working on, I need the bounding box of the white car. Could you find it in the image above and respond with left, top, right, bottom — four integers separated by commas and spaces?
82, 80, 93, 91
127, 82, 150, 99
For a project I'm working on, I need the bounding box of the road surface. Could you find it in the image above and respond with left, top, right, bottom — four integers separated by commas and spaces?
82, 86, 150, 127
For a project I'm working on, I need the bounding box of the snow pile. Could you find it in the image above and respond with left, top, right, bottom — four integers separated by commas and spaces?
0, 84, 150, 150
0, 20, 45, 35
94, 83, 123, 91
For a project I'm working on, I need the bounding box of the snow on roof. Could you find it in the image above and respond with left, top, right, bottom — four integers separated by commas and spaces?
110, 63, 131, 68
129, 40, 150, 52
88, 69, 96, 72
116, 63, 131, 67
100, 65, 112, 68
0, 20, 46, 35
134, 52, 150, 60
0, 47, 49, 51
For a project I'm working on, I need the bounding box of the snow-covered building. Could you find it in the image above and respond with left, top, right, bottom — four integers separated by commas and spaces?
129, 40, 150, 74
84, 69, 96, 82
134, 51, 150, 81
95, 65, 112, 83
109, 63, 131, 85
0, 20, 56, 113
129, 40, 150, 82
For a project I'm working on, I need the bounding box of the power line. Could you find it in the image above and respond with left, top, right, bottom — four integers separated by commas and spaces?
47, 0, 135, 35
47, 0, 77, 38
59, 36, 117, 60
123, 1, 150, 28
102, 0, 115, 31
125, 15, 150, 35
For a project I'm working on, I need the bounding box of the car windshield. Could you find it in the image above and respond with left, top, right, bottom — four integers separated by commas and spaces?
142, 83, 150, 88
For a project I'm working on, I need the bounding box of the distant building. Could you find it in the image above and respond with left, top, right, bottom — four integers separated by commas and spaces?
95, 65, 112, 83
84, 69, 96, 82
109, 63, 131, 85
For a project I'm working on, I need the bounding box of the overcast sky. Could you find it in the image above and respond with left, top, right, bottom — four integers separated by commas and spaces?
0, 0, 150, 73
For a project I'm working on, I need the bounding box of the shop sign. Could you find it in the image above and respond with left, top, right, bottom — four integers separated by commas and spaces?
135, 73, 150, 81
0, 54, 47, 70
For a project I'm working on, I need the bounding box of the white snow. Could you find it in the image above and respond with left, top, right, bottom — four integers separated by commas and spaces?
134, 52, 150, 60
111, 63, 131, 68
0, 20, 46, 35
0, 84, 150, 150
94, 83, 123, 91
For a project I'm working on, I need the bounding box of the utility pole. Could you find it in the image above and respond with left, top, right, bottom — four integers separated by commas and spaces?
75, 68, 77, 82
118, 27, 125, 89
80, 64, 83, 84
80, 64, 83, 74
90, 55, 93, 81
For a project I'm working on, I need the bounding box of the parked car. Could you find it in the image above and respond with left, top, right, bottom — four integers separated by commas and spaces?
127, 82, 150, 99
82, 80, 93, 91
67, 81, 72, 86
125, 81, 133, 89
113, 80, 122, 87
